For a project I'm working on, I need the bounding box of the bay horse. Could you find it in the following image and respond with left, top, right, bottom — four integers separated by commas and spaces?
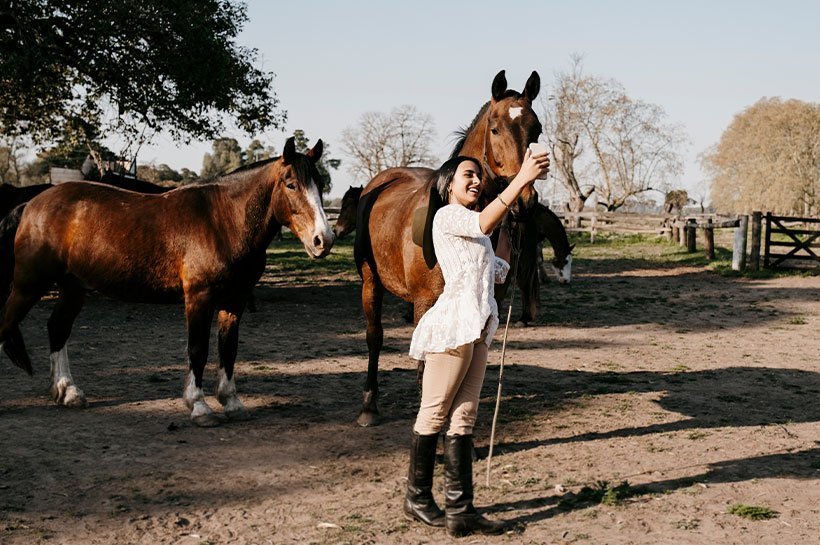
354, 70, 543, 426
0, 137, 333, 426
332, 185, 363, 239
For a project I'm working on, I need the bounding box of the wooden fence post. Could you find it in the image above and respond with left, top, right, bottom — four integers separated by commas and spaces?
763, 212, 772, 268
590, 214, 597, 244
732, 215, 749, 271
664, 219, 674, 241
686, 219, 697, 253
749, 211, 762, 271
671, 220, 680, 244
704, 218, 715, 260
678, 220, 686, 246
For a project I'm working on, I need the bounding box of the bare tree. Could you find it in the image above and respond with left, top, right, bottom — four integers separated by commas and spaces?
341, 105, 437, 182
543, 56, 686, 212
703, 97, 820, 215
542, 55, 598, 215
592, 96, 686, 211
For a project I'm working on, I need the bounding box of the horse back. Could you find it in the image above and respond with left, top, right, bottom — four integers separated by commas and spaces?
17, 182, 238, 302
357, 168, 444, 304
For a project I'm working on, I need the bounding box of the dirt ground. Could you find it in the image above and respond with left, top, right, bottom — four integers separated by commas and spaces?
0, 240, 818, 545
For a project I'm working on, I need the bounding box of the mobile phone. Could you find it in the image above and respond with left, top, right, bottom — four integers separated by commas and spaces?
528, 142, 548, 179
528, 142, 548, 157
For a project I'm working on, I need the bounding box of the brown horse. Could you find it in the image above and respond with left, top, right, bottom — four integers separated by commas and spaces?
332, 185, 363, 239
354, 70, 543, 426
0, 137, 333, 426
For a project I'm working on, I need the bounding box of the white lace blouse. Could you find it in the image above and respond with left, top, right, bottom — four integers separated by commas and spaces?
409, 204, 510, 360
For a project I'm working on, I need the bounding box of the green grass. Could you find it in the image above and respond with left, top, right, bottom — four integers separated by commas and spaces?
727, 503, 778, 520
265, 234, 358, 283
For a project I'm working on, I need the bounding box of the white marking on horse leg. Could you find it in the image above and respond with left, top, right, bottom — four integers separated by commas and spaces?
183, 370, 204, 410
509, 106, 523, 120
49, 346, 87, 408
217, 368, 249, 420
183, 370, 220, 426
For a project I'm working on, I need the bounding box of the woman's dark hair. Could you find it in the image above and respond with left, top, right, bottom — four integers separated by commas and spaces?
432, 156, 483, 200
418, 156, 483, 270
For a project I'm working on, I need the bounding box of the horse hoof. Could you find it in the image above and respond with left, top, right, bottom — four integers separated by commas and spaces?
191, 412, 222, 427
225, 406, 251, 422
356, 410, 380, 427
63, 386, 88, 408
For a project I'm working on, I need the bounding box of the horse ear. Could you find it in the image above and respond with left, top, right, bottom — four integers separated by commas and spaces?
282, 137, 296, 165
307, 139, 323, 163
523, 71, 540, 102
569, 243, 576, 252
491, 70, 507, 101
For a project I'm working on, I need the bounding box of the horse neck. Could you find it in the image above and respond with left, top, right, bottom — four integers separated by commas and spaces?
541, 208, 571, 257
221, 166, 283, 252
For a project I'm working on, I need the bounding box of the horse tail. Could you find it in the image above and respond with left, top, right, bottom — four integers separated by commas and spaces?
0, 203, 25, 309
353, 179, 400, 275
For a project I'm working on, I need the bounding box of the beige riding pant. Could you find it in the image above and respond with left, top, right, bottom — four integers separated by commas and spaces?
413, 331, 489, 437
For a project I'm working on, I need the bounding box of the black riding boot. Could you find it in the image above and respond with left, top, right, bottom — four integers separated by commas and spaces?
404, 432, 445, 527
444, 434, 509, 537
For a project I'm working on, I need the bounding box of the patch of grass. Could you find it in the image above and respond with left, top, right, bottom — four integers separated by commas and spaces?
787, 316, 807, 325
727, 503, 778, 520
674, 518, 700, 530
558, 480, 637, 509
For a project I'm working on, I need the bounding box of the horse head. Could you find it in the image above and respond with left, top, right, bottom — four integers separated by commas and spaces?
333, 185, 363, 239
550, 243, 575, 283
272, 137, 334, 258
481, 70, 543, 218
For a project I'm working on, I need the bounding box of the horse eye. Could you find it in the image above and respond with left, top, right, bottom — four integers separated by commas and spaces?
490, 128, 499, 135
286, 182, 297, 190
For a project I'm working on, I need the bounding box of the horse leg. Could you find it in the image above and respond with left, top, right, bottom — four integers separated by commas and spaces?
182, 291, 220, 427
46, 277, 87, 408
216, 304, 250, 421
515, 262, 538, 326
357, 262, 383, 427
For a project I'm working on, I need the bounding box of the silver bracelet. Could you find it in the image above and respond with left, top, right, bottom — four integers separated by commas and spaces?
497, 195, 511, 209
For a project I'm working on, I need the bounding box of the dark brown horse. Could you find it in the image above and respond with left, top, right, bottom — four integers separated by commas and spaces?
0, 137, 333, 426
332, 185, 363, 239
354, 70, 543, 426
500, 203, 574, 326
0, 183, 53, 220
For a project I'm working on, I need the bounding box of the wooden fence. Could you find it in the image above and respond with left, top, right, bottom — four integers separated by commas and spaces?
763, 213, 820, 269
556, 209, 819, 272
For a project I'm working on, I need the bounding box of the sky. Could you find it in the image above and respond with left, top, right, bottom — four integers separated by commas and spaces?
136, 0, 820, 200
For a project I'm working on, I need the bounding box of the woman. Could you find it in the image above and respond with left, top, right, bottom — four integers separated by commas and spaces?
404, 150, 549, 537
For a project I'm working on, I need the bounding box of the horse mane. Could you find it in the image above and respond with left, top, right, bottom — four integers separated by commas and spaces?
214, 155, 326, 195
448, 90, 523, 159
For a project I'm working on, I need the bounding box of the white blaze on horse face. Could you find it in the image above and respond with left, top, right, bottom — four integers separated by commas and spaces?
509, 107, 523, 120
306, 178, 333, 257
558, 254, 572, 283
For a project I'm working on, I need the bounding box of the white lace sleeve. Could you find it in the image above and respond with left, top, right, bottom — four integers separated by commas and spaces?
494, 256, 510, 284
435, 205, 483, 237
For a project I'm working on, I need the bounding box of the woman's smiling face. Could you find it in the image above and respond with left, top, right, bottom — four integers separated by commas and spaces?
448, 159, 483, 207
